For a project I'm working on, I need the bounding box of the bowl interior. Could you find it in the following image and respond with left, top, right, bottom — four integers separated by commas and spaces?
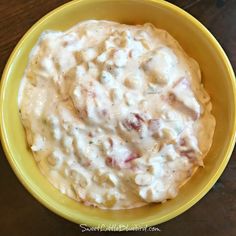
1, 0, 235, 227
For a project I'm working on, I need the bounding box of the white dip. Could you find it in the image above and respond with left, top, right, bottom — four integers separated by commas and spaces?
19, 20, 216, 209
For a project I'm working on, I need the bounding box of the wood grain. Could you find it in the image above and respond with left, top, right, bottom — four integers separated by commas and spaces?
0, 1, 235, 235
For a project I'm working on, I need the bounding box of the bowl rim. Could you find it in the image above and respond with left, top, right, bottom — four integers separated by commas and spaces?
1, 0, 236, 228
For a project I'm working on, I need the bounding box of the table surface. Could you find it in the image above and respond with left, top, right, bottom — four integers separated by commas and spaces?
0, 0, 236, 235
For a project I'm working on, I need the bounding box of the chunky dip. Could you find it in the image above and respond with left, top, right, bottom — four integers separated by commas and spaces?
19, 20, 216, 209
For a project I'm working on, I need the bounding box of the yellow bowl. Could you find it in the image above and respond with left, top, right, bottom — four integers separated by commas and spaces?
1, 0, 236, 228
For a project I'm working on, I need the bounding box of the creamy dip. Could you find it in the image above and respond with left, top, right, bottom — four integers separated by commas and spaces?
19, 20, 215, 209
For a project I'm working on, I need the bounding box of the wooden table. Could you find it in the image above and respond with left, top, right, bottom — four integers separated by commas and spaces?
0, 0, 235, 235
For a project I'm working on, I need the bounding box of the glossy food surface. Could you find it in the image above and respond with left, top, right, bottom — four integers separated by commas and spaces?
1, 0, 235, 227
